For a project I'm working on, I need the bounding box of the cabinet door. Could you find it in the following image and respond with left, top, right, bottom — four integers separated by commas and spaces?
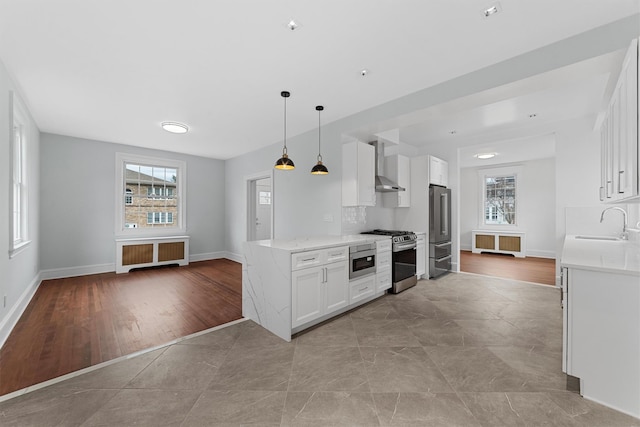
619, 39, 638, 197
358, 142, 376, 206
398, 155, 411, 207
292, 267, 323, 328
324, 261, 349, 313
416, 240, 426, 277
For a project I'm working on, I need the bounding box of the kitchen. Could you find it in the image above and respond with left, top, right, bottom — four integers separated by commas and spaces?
1, 1, 639, 424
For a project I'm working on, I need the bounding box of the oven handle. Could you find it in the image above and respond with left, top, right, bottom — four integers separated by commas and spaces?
394, 242, 417, 251
436, 255, 452, 261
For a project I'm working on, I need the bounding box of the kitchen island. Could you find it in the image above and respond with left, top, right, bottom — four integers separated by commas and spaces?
243, 235, 391, 341
561, 234, 640, 419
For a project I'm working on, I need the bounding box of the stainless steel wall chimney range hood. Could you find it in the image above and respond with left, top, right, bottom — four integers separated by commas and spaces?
369, 140, 406, 193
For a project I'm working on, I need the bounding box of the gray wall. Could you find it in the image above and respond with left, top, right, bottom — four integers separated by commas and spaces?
0, 59, 40, 338
40, 133, 226, 272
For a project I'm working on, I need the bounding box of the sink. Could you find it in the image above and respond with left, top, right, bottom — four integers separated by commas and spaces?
575, 235, 621, 241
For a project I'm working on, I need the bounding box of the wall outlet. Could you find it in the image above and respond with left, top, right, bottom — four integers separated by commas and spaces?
323, 214, 334, 222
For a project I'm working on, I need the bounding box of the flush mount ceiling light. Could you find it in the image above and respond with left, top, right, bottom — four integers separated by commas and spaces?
474, 153, 497, 160
482, 2, 502, 18
275, 91, 295, 170
161, 122, 189, 134
311, 105, 329, 175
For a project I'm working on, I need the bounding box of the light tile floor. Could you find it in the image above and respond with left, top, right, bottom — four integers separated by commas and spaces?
1, 273, 639, 426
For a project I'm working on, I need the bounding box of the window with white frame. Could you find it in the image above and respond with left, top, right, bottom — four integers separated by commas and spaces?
147, 212, 174, 224
9, 92, 29, 256
482, 172, 517, 225
115, 153, 186, 234
258, 191, 271, 205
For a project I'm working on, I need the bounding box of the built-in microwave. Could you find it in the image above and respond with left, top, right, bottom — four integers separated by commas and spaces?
349, 243, 376, 280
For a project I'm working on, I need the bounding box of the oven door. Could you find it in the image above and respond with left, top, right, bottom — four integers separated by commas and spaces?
393, 242, 417, 283
350, 250, 376, 279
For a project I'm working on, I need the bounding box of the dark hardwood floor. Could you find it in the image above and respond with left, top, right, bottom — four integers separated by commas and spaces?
460, 250, 556, 286
0, 259, 242, 396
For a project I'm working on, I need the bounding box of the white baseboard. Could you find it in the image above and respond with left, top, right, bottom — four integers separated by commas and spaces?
39, 263, 115, 281
460, 244, 472, 251
224, 251, 244, 264
526, 250, 556, 259
189, 251, 227, 262
0, 273, 41, 350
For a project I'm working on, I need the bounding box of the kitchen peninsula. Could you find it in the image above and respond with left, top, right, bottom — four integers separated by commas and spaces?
243, 235, 391, 341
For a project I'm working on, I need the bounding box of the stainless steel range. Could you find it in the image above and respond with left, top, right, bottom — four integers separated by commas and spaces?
361, 229, 417, 293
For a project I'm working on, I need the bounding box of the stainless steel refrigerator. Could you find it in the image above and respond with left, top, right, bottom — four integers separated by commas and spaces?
429, 185, 451, 278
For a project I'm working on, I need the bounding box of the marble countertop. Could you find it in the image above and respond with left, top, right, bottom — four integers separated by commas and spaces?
249, 234, 391, 253
561, 234, 640, 276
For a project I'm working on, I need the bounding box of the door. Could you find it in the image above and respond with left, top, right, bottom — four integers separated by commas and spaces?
255, 178, 272, 240
246, 173, 273, 241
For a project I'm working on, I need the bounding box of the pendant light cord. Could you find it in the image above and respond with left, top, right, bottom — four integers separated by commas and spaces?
317, 108, 322, 161
283, 95, 287, 155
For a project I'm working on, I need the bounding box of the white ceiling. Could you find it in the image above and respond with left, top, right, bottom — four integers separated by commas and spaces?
0, 1, 638, 160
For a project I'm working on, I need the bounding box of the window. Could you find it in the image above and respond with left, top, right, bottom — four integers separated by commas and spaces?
147, 212, 174, 224
9, 92, 30, 256
480, 167, 521, 226
115, 153, 186, 235
259, 191, 271, 205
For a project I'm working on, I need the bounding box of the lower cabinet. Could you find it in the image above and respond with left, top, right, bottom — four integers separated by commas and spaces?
349, 274, 376, 304
562, 266, 640, 417
292, 260, 348, 328
416, 233, 426, 278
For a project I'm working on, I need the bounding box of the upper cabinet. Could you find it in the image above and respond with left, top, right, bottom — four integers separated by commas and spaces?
342, 141, 375, 206
429, 155, 449, 187
383, 154, 411, 208
600, 38, 639, 202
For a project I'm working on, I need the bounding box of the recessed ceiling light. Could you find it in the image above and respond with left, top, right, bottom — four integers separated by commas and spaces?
450, 130, 457, 135
482, 3, 501, 18
161, 122, 189, 134
529, 113, 537, 118
360, 69, 369, 77
287, 19, 300, 31
474, 153, 497, 159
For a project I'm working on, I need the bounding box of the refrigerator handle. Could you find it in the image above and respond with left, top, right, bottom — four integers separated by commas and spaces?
441, 192, 448, 236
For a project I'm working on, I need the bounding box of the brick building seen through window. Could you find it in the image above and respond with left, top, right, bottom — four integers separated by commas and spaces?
124, 165, 178, 229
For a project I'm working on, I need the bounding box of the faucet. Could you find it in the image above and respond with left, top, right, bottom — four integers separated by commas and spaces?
600, 207, 628, 240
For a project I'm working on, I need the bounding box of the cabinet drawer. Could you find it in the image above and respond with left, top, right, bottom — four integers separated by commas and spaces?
377, 252, 392, 270
350, 275, 376, 304
292, 251, 323, 271
376, 239, 392, 252
325, 246, 348, 263
376, 269, 392, 292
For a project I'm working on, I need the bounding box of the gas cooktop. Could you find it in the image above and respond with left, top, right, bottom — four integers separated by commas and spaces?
361, 229, 417, 243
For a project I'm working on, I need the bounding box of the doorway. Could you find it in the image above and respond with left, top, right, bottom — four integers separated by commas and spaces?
246, 172, 273, 241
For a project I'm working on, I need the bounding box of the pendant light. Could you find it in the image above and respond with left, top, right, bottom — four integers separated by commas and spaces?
310, 105, 329, 175
275, 91, 295, 170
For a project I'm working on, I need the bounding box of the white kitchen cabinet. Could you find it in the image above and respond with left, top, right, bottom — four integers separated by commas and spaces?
291, 246, 349, 328
416, 233, 426, 278
382, 154, 411, 208
600, 38, 639, 202
562, 266, 640, 418
350, 274, 376, 304
429, 155, 448, 187
375, 239, 392, 292
342, 141, 375, 206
